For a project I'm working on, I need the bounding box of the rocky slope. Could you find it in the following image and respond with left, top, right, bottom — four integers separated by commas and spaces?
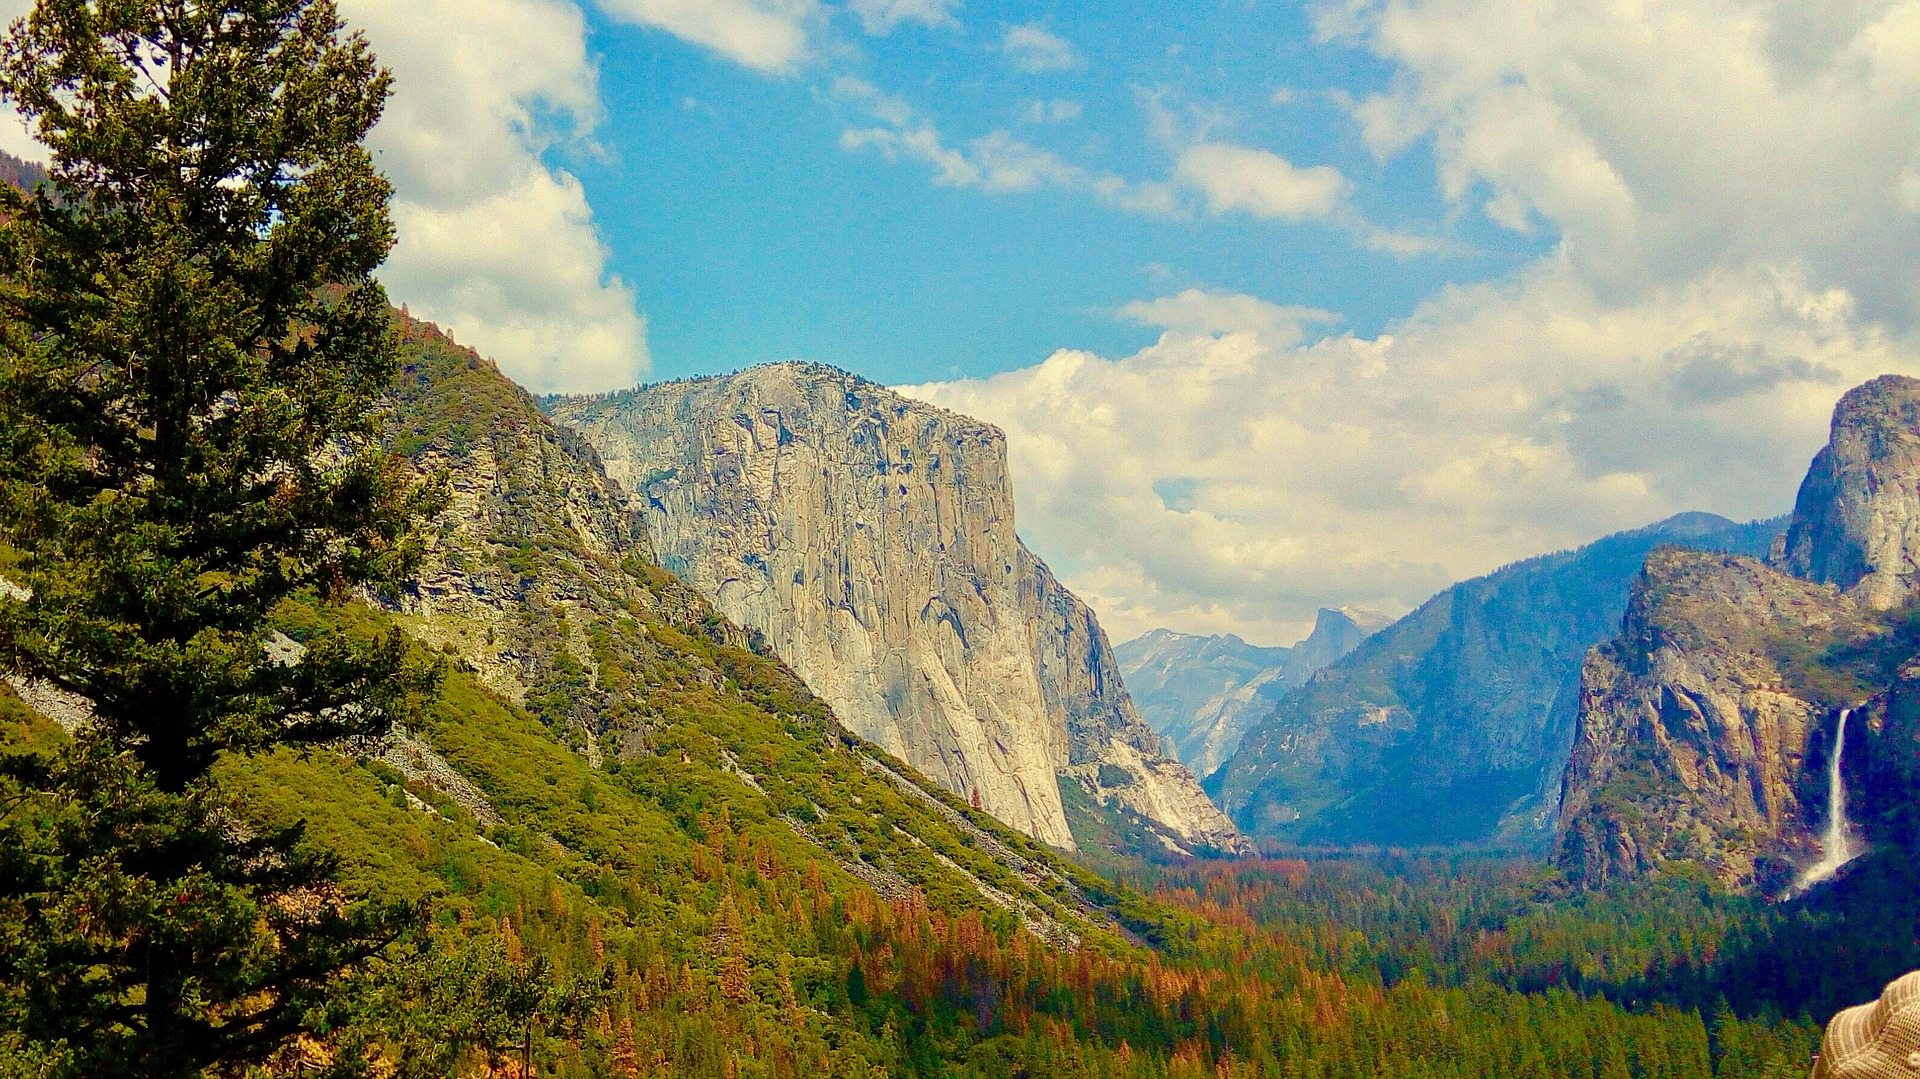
1211, 513, 1785, 850
547, 363, 1246, 856
370, 320, 1138, 943
1555, 549, 1867, 891
1117, 608, 1387, 779
1557, 375, 1920, 892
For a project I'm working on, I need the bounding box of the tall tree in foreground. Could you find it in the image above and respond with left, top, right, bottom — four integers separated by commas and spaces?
0, 1, 441, 1075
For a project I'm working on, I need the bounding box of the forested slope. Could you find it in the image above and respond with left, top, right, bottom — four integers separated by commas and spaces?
0, 320, 1842, 1076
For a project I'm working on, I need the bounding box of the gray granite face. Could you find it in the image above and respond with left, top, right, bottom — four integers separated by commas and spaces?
1556, 547, 1854, 893
1779, 375, 1920, 610
549, 363, 1247, 855
1560, 376, 1920, 894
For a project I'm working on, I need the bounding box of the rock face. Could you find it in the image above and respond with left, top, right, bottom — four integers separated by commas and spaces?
1558, 375, 1920, 892
379, 319, 733, 754
1211, 513, 1784, 850
372, 322, 1138, 946
1117, 608, 1387, 779
548, 363, 1245, 855
1555, 549, 1863, 892
1779, 375, 1920, 610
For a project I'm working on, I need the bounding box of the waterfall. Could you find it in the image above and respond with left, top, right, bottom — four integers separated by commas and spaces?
1796, 708, 1862, 891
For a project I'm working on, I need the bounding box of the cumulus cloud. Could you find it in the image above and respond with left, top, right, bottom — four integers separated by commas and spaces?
1327, 0, 1920, 318
907, 269, 1920, 646
1175, 142, 1348, 221
897, 0, 1920, 646
596, 0, 817, 72
1118, 289, 1338, 346
343, 0, 649, 394
834, 77, 1178, 212
848, 0, 958, 35
1003, 24, 1082, 73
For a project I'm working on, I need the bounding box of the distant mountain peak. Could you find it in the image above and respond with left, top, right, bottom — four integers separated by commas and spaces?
1212, 511, 1788, 850
1117, 609, 1385, 781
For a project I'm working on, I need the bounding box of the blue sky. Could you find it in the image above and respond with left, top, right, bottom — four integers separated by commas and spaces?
0, 2, 1914, 643
567, 0, 1547, 385
277, 1, 1920, 643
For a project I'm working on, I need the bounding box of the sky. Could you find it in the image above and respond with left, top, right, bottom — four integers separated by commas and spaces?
5, 0, 1920, 647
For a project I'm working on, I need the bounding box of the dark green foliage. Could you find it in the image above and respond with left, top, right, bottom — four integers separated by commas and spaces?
0, 0, 441, 792
0, 729, 414, 1077
0, 2, 442, 1075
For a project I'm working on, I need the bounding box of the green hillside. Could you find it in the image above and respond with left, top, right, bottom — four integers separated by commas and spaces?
0, 322, 1840, 1077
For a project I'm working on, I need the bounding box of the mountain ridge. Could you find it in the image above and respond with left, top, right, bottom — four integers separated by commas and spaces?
1117, 607, 1389, 779
1557, 374, 1920, 893
547, 362, 1248, 857
1212, 511, 1787, 850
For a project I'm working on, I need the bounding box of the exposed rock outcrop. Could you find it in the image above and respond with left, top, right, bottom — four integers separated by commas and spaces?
1558, 375, 1920, 893
1555, 549, 1866, 892
1211, 513, 1784, 850
1779, 375, 1920, 610
1117, 608, 1387, 779
379, 319, 725, 756
548, 363, 1246, 855
372, 323, 1143, 942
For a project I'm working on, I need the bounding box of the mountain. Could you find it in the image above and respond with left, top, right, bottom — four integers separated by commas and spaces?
1557, 375, 1920, 893
1117, 607, 1389, 778
4, 317, 1183, 1072
1210, 512, 1786, 850
546, 363, 1247, 857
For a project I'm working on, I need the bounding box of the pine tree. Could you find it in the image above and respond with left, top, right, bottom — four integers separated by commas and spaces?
0, 1, 441, 1075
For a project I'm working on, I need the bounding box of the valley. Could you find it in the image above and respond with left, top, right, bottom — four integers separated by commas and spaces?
0, 3, 1914, 1070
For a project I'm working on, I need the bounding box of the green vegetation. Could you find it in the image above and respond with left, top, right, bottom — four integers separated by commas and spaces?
1766, 595, 1920, 709
0, 4, 1891, 1073
0, 1, 449, 1074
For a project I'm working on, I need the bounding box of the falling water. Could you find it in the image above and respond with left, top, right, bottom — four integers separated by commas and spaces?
1795, 708, 1862, 891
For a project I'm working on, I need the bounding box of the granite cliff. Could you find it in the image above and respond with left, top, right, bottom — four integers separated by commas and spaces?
369, 321, 1139, 943
547, 363, 1246, 856
1117, 608, 1387, 779
1557, 375, 1920, 892
1778, 376, 1920, 610
1554, 549, 1865, 892
1211, 513, 1784, 850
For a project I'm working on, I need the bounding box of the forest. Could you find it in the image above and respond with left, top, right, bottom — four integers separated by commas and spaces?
0, 1, 1909, 1077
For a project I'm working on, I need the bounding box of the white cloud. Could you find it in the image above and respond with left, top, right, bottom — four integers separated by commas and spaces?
834, 77, 1178, 213
893, 0, 1920, 645
1003, 24, 1082, 73
1327, 0, 1920, 318
907, 269, 1920, 645
1175, 142, 1348, 220
0, 1, 42, 159
1118, 289, 1338, 346
596, 0, 817, 72
849, 0, 957, 35
344, 0, 650, 394
1025, 98, 1083, 124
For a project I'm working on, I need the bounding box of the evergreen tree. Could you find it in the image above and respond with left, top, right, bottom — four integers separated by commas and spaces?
0, 1, 441, 1074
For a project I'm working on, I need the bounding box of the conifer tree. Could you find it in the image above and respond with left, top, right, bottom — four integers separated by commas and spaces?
0, 1, 441, 1074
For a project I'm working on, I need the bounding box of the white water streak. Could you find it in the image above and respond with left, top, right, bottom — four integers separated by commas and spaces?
1796, 708, 1862, 891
